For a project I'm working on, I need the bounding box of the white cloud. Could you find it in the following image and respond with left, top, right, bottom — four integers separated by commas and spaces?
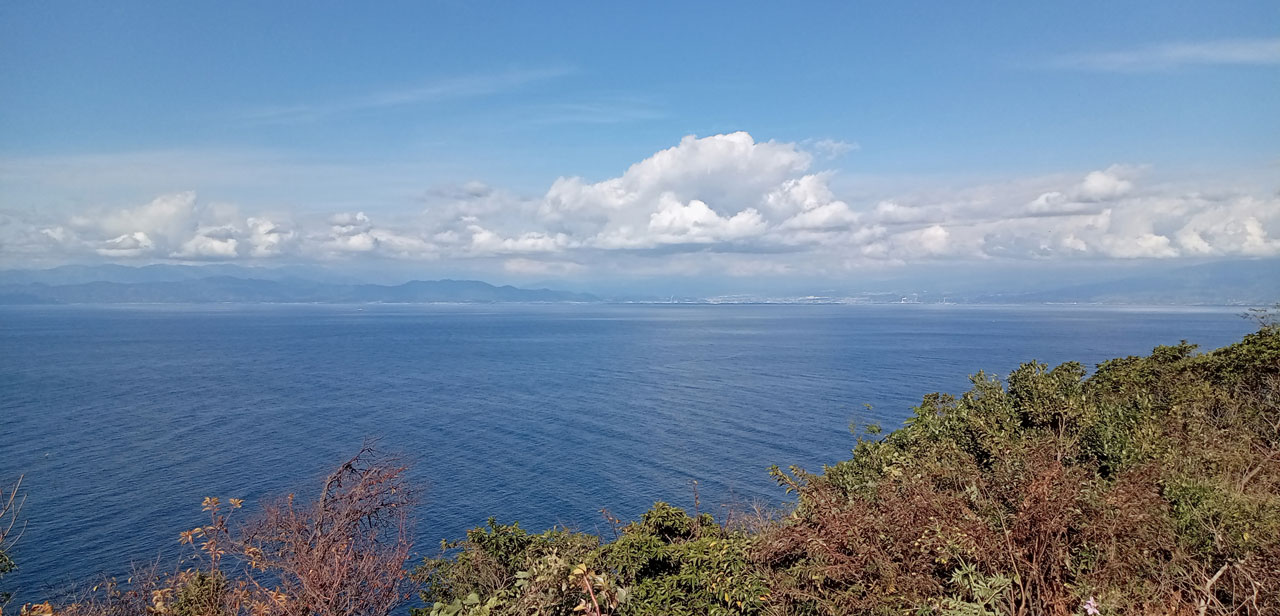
246, 217, 294, 257
645, 196, 767, 245
93, 191, 198, 249
173, 230, 239, 259
540, 132, 835, 250
468, 224, 574, 254
1060, 234, 1088, 253
861, 224, 965, 261
1027, 165, 1138, 215
313, 211, 441, 259
40, 226, 73, 244
1171, 198, 1278, 257
97, 232, 155, 258
37, 192, 200, 258
915, 225, 951, 254
779, 202, 859, 231
31, 191, 307, 262
1077, 166, 1135, 201
765, 174, 861, 232
322, 212, 378, 253
1102, 232, 1178, 259
540, 132, 811, 227
9, 133, 1280, 274
873, 201, 929, 224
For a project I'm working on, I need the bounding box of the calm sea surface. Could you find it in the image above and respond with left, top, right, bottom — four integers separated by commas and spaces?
0, 303, 1258, 600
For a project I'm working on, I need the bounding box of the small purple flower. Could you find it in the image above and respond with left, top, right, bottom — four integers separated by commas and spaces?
1083, 597, 1100, 616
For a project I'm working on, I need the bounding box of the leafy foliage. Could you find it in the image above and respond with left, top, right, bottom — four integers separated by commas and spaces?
24, 447, 415, 616
413, 502, 767, 616
422, 318, 1280, 615
757, 319, 1280, 615
18, 314, 1280, 616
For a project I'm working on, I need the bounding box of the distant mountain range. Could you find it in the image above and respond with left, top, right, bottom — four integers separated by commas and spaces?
0, 263, 337, 286
0, 260, 1274, 305
702, 259, 1277, 305
0, 266, 598, 304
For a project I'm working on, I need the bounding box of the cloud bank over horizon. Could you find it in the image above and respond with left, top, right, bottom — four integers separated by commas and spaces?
4, 132, 1278, 279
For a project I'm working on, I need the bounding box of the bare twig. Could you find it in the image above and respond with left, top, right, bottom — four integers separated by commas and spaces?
581, 572, 603, 616
1237, 450, 1278, 492
1, 475, 26, 549
242, 446, 415, 616
1198, 562, 1231, 616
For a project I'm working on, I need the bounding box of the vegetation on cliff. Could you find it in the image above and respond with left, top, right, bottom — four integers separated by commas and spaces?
6, 314, 1278, 615
11, 448, 416, 616
1, 476, 23, 608
414, 316, 1279, 616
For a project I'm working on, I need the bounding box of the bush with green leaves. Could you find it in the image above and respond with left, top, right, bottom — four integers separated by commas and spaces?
422, 317, 1279, 615
758, 320, 1279, 615
15, 315, 1278, 615
0, 550, 13, 607
414, 502, 767, 616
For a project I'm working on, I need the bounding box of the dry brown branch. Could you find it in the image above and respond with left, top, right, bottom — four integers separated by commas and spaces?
239, 445, 416, 616
1, 475, 26, 552
1198, 562, 1231, 616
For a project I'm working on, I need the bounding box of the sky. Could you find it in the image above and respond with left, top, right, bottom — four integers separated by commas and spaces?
1, 1, 1278, 291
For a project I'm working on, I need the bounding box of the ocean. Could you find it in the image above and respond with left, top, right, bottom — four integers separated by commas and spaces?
0, 303, 1258, 601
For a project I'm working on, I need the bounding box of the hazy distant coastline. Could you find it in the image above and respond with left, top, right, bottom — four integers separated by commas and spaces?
0, 276, 596, 305
1, 260, 1275, 306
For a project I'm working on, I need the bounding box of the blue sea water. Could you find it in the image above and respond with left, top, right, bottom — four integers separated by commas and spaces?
0, 303, 1259, 602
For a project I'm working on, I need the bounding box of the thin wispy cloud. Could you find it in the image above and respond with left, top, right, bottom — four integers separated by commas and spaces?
529, 99, 665, 125
803, 138, 859, 159
239, 66, 575, 123
1050, 38, 1280, 71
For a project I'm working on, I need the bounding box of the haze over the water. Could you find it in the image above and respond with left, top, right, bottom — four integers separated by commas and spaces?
1, 2, 1277, 295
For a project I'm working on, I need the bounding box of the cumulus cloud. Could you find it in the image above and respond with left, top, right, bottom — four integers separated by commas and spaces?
645, 196, 766, 244
10, 132, 1280, 274
95, 191, 198, 240
38, 192, 197, 257
32, 191, 303, 261
873, 201, 928, 224
1077, 166, 1135, 201
246, 217, 294, 257
468, 225, 574, 254
98, 232, 155, 257
324, 212, 377, 252
172, 226, 239, 259
861, 224, 965, 261
540, 132, 811, 227
1026, 165, 1139, 215
540, 132, 857, 251
313, 211, 437, 258
767, 175, 860, 232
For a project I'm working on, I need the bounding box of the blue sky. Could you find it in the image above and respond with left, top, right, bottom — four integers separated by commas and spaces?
1, 1, 1278, 287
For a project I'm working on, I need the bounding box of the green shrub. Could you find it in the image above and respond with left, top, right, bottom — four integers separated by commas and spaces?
415, 503, 766, 616
421, 322, 1279, 615
172, 570, 229, 616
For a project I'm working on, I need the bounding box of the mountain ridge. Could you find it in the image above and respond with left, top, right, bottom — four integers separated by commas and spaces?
0, 259, 1275, 305
0, 275, 599, 304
